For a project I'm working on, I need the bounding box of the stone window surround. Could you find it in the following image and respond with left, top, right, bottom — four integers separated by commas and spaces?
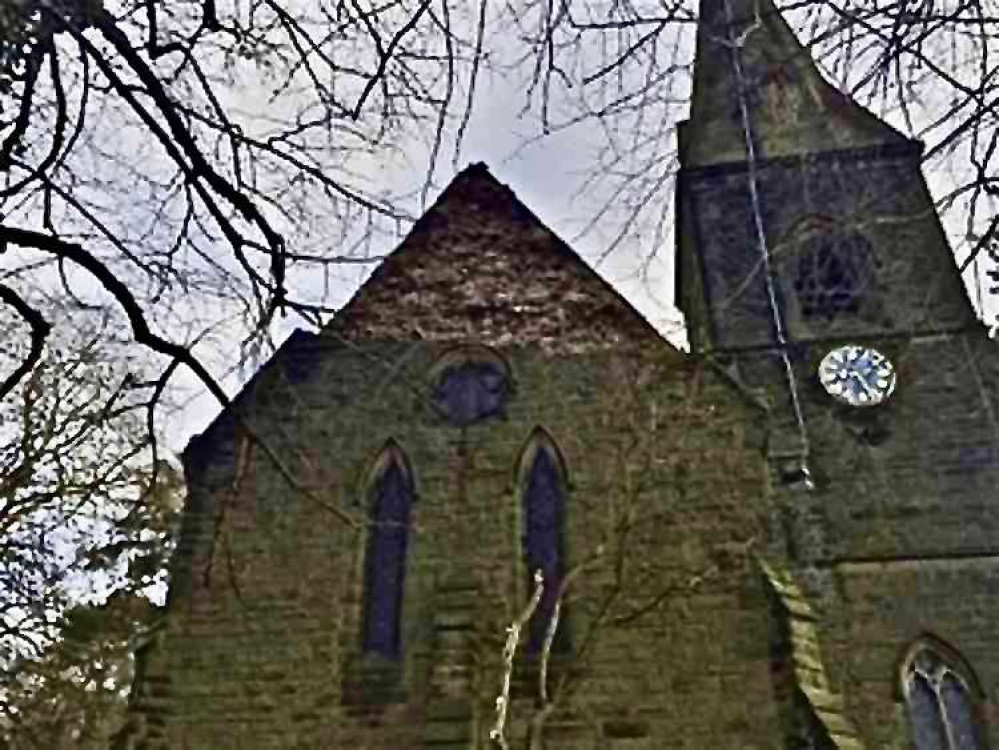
428, 344, 514, 426
515, 427, 571, 657
342, 440, 416, 708
784, 213, 878, 323
900, 636, 988, 750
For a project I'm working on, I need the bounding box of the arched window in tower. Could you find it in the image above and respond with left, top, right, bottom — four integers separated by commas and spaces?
791, 224, 876, 322
361, 441, 416, 660
518, 429, 569, 654
902, 638, 987, 750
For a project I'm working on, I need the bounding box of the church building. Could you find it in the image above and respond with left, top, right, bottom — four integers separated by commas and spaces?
117, 0, 999, 747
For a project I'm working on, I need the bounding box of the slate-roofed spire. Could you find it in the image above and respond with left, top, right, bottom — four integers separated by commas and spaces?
681, 0, 912, 168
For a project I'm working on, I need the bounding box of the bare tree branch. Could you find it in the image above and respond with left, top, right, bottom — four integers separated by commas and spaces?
0, 283, 50, 402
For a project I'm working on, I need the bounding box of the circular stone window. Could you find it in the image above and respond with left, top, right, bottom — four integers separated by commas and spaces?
430, 348, 512, 426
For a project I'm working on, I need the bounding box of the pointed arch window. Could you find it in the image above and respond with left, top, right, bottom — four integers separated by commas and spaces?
361, 442, 416, 660
902, 639, 987, 750
519, 429, 569, 654
790, 221, 876, 322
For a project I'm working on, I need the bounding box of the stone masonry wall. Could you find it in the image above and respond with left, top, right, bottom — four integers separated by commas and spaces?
677, 138, 999, 750
124, 338, 783, 749
826, 559, 999, 749
679, 144, 999, 560
680, 144, 975, 353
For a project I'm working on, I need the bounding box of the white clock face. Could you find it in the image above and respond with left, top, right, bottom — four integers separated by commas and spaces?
818, 345, 896, 407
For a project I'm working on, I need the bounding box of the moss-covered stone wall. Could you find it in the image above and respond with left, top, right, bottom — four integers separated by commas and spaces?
121, 339, 782, 749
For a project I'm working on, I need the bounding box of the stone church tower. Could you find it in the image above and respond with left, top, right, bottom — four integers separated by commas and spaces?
117, 1, 999, 748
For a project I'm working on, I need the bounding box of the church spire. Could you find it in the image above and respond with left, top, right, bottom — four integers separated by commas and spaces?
681, 0, 911, 168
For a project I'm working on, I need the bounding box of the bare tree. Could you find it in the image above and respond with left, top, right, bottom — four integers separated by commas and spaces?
480, 361, 759, 750
0, 0, 489, 414
0, 2, 485, 719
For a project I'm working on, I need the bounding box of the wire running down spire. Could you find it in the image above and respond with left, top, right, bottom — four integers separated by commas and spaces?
716, 0, 813, 490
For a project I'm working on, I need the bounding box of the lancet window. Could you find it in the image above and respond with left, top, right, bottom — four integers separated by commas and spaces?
361, 442, 415, 659
903, 639, 986, 750
519, 429, 569, 654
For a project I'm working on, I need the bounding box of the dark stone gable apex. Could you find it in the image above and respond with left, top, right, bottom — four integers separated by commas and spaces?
326, 162, 670, 353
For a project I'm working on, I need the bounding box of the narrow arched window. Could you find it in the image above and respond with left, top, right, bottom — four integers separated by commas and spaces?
361, 442, 415, 659
519, 429, 569, 654
902, 639, 987, 750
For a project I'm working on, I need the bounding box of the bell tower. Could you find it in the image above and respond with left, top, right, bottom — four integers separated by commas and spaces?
677, 0, 976, 356
676, 0, 999, 587
675, 4, 999, 745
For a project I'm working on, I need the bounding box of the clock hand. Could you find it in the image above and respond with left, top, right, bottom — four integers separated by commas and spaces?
850, 370, 876, 398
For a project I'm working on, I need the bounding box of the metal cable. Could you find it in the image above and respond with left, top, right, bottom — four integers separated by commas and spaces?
718, 0, 812, 488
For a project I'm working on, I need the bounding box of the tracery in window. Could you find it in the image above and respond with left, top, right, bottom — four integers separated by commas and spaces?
361, 441, 415, 659
902, 639, 986, 750
518, 428, 569, 654
790, 221, 876, 322
430, 346, 512, 427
